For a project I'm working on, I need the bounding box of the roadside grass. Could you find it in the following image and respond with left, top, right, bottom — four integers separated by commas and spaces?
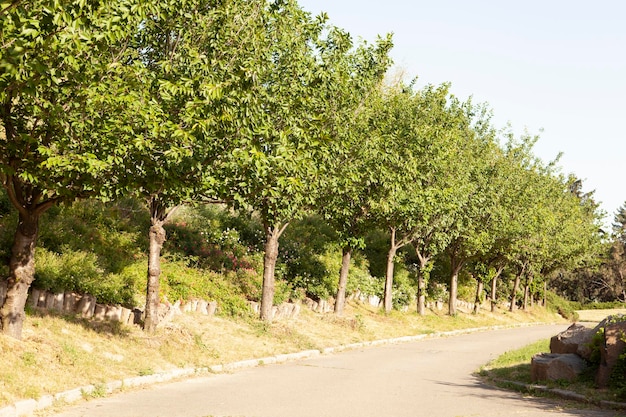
477, 323, 626, 406
0, 302, 564, 409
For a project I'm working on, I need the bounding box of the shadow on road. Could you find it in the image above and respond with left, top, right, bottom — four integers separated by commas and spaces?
429, 377, 622, 417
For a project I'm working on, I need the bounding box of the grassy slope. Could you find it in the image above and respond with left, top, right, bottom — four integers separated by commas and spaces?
0, 302, 565, 408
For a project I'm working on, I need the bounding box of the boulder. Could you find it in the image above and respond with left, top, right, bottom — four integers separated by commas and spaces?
550, 323, 594, 359
531, 353, 587, 382
596, 320, 626, 388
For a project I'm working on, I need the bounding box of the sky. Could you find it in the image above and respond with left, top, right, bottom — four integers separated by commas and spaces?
297, 0, 626, 226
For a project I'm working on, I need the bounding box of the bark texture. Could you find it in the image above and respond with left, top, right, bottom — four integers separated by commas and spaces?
334, 246, 352, 315
448, 255, 464, 316
143, 199, 178, 333
509, 265, 525, 312
416, 254, 430, 316
383, 244, 397, 313
260, 223, 288, 321
0, 212, 39, 339
474, 279, 484, 314
144, 218, 166, 332
490, 266, 504, 312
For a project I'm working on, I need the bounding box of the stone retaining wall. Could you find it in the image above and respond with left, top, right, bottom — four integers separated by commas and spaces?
20, 287, 219, 327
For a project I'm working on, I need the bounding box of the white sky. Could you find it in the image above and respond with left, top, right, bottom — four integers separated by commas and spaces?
298, 0, 626, 226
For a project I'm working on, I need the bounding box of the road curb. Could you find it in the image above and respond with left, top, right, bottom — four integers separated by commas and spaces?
0, 321, 561, 417
491, 379, 626, 410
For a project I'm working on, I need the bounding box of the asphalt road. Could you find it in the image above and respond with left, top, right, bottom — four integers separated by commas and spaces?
51, 324, 624, 417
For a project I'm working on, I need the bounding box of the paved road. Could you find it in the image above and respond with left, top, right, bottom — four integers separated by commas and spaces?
52, 324, 623, 417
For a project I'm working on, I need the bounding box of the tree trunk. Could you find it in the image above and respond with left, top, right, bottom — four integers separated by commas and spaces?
416, 255, 430, 316
523, 275, 533, 311
509, 266, 525, 312
260, 223, 288, 321
334, 246, 352, 316
384, 248, 397, 314
474, 279, 484, 314
0, 212, 39, 339
143, 216, 166, 333
543, 280, 548, 306
448, 255, 464, 316
490, 265, 504, 313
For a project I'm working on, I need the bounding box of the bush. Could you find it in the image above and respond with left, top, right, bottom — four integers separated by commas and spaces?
38, 199, 146, 273
157, 258, 253, 317
164, 206, 257, 273
34, 248, 141, 306
545, 291, 580, 321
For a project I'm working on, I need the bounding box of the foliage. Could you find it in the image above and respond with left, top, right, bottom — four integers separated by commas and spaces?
544, 291, 580, 321
38, 199, 146, 273
34, 248, 140, 306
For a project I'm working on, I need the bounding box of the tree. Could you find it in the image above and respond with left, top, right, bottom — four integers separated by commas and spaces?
315, 38, 393, 315
218, 1, 370, 321
115, 0, 268, 332
0, 0, 146, 339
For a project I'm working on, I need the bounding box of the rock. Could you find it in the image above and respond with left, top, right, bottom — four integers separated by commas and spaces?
207, 301, 218, 316
120, 307, 132, 325
550, 323, 593, 358
51, 292, 65, 311
105, 305, 122, 322
63, 292, 79, 313
76, 294, 96, 318
531, 353, 587, 382
27, 288, 40, 308
596, 320, 626, 388
197, 300, 209, 315
93, 304, 106, 321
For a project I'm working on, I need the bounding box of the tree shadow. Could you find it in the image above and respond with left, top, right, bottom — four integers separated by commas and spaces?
430, 377, 622, 417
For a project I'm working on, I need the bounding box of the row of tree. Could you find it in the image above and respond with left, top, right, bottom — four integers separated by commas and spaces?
0, 0, 604, 340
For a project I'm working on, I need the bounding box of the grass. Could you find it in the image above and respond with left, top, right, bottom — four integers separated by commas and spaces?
478, 312, 626, 408
0, 302, 564, 409
575, 309, 626, 323
479, 339, 550, 382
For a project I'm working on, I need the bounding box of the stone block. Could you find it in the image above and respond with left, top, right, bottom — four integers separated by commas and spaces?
76, 294, 96, 318
52, 292, 65, 311
105, 305, 122, 322
0, 405, 15, 417
197, 300, 208, 315
27, 288, 39, 309
63, 292, 79, 313
207, 301, 217, 316
93, 304, 106, 321
131, 308, 143, 325
292, 303, 301, 319
248, 301, 259, 315
531, 353, 587, 382
120, 307, 132, 325
596, 321, 626, 388
550, 323, 593, 357
14, 399, 37, 417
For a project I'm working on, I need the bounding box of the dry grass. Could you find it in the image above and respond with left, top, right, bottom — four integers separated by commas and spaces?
0, 302, 565, 408
575, 309, 626, 323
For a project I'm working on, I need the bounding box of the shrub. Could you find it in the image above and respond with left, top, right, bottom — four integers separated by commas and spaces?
34, 248, 140, 306
545, 291, 580, 321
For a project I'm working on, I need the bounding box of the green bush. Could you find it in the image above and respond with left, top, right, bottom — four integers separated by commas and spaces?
164, 206, 257, 273
34, 248, 140, 306
580, 301, 626, 310
545, 291, 580, 321
38, 199, 146, 273
157, 258, 253, 317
